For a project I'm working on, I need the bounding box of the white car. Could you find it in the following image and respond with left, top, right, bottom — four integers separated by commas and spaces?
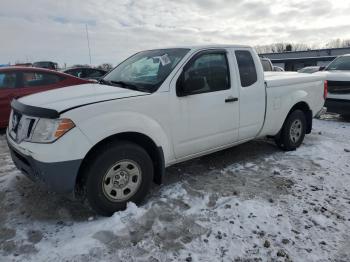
316, 54, 350, 118
260, 57, 284, 72
7, 45, 326, 215
273, 66, 284, 72
260, 57, 274, 71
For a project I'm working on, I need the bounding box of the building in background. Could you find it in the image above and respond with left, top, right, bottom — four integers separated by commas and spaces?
259, 47, 350, 71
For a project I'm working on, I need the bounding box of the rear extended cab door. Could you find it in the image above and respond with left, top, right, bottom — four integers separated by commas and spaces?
231, 48, 266, 140
169, 48, 240, 159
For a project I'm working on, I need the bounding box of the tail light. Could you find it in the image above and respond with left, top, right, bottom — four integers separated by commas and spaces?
324, 80, 328, 99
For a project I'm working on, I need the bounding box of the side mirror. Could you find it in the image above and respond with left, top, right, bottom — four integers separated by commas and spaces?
319, 66, 325, 71
176, 71, 205, 97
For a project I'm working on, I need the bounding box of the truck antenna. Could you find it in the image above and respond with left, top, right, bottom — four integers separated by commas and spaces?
86, 24, 92, 65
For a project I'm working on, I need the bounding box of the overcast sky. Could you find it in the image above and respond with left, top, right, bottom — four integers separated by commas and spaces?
1, 0, 350, 66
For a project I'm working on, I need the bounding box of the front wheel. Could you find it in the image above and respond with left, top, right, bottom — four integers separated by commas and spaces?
85, 141, 153, 216
275, 110, 306, 151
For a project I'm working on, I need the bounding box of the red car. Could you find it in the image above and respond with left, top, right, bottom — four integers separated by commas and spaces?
0, 67, 93, 128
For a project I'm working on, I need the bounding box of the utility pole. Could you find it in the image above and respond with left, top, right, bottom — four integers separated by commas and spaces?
86, 24, 92, 65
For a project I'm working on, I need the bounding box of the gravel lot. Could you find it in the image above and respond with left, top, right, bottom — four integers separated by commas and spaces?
0, 116, 349, 262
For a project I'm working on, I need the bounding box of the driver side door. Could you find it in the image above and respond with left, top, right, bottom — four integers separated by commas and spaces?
170, 49, 239, 159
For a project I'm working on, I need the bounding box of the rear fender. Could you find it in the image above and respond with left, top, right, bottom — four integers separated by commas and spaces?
260, 89, 310, 136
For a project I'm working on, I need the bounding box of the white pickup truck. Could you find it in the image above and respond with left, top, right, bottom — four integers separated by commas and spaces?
316, 54, 350, 118
6, 45, 326, 215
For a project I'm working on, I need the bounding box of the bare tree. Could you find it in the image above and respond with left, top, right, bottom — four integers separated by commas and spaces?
98, 63, 113, 70
255, 39, 350, 54
325, 39, 350, 48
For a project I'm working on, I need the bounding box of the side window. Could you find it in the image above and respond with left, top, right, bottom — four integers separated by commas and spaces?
0, 72, 17, 89
235, 50, 257, 87
181, 52, 230, 95
22, 72, 61, 87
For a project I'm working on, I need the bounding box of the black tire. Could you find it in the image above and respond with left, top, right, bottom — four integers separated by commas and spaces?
85, 141, 153, 216
275, 110, 307, 151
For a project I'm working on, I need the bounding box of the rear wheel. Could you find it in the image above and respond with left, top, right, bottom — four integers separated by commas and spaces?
85, 141, 153, 216
275, 110, 306, 151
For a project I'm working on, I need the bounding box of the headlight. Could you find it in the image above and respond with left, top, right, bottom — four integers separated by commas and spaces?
29, 118, 75, 143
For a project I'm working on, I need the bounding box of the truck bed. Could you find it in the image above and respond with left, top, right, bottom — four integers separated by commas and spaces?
259, 71, 325, 137
264, 72, 325, 87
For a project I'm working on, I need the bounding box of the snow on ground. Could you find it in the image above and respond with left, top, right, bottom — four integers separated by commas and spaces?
0, 116, 349, 262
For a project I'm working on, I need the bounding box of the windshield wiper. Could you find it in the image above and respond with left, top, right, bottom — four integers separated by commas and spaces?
110, 81, 148, 92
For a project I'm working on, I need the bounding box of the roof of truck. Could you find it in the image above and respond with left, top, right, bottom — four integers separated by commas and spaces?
145, 44, 251, 51
187, 44, 250, 49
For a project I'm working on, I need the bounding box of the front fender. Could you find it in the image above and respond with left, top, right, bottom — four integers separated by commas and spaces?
75, 111, 173, 164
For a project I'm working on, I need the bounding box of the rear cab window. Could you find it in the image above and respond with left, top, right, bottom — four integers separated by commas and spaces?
235, 50, 257, 87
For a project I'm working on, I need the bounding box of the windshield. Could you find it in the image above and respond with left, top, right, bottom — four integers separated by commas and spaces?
325, 56, 350, 71
103, 48, 190, 92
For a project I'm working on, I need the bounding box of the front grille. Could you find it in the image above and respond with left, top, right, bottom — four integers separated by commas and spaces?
9, 111, 37, 143
27, 119, 36, 138
328, 81, 350, 94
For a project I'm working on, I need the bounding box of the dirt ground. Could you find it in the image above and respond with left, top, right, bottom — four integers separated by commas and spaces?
0, 115, 349, 262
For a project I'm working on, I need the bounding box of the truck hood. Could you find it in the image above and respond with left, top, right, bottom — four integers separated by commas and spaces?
314, 71, 350, 81
19, 83, 149, 113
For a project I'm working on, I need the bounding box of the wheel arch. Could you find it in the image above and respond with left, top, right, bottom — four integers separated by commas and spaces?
287, 101, 313, 134
75, 132, 165, 197
274, 101, 312, 140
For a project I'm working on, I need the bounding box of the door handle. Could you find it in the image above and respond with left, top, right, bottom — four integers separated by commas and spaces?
225, 97, 238, 103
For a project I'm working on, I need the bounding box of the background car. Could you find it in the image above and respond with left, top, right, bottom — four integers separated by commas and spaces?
273, 66, 284, 72
320, 54, 350, 118
260, 58, 285, 72
33, 61, 58, 70
298, 66, 321, 74
14, 63, 32, 67
63, 67, 108, 80
260, 57, 274, 71
0, 67, 93, 128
